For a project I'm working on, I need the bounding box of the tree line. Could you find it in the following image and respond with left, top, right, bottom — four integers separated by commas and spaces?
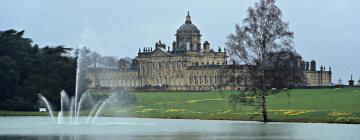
0, 29, 76, 111
0, 29, 122, 111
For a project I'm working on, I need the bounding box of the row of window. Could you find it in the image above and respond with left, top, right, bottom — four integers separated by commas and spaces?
189, 75, 221, 85
96, 73, 136, 80
99, 80, 139, 87
139, 59, 225, 71
140, 61, 184, 71
191, 60, 224, 66
94, 75, 249, 87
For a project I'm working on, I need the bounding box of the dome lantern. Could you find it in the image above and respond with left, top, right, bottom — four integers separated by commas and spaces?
185, 11, 192, 24
176, 11, 200, 34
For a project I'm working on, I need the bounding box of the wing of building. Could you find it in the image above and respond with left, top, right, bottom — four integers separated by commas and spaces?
87, 12, 332, 91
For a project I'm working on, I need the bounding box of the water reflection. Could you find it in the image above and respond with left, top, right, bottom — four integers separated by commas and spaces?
0, 134, 204, 140
0, 117, 360, 140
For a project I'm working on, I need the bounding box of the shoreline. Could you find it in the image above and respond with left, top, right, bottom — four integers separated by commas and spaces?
1, 111, 359, 125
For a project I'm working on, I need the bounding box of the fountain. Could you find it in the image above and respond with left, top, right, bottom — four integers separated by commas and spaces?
39, 91, 114, 125
38, 47, 114, 125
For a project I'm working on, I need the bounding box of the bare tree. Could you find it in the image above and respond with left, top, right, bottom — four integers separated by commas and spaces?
99, 56, 118, 69
226, 0, 304, 122
88, 52, 102, 67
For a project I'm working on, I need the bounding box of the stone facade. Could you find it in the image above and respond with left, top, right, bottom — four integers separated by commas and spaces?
87, 12, 332, 91
302, 60, 332, 86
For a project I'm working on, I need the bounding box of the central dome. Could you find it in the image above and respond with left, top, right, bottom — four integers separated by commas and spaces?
177, 11, 200, 34
178, 24, 200, 33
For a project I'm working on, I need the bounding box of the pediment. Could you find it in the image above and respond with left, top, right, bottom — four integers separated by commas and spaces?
149, 48, 171, 57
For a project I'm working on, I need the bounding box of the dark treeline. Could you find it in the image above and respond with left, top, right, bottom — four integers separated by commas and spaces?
0, 29, 76, 111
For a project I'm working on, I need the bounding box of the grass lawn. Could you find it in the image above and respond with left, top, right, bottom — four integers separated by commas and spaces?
1, 87, 360, 124
109, 87, 360, 123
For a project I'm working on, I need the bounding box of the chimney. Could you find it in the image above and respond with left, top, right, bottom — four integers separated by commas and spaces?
203, 41, 210, 52
300, 60, 305, 71
305, 62, 310, 71
172, 41, 177, 52
310, 60, 316, 71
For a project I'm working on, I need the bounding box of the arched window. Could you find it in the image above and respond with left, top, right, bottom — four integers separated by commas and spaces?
195, 76, 197, 84
204, 76, 207, 84
194, 76, 197, 84
189, 76, 192, 84
214, 76, 217, 84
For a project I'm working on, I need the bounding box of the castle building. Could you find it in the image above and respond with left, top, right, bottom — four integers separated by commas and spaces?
302, 60, 332, 86
87, 12, 332, 91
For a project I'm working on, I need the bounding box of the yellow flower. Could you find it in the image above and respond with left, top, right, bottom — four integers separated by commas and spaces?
328, 112, 351, 117
283, 110, 306, 116
268, 109, 289, 112
282, 110, 314, 116
136, 108, 156, 113
186, 98, 223, 103
222, 109, 232, 114
165, 109, 186, 113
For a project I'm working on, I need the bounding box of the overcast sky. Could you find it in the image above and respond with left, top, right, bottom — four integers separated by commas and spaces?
1, 0, 359, 83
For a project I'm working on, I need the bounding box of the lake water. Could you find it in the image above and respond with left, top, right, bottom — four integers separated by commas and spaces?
0, 117, 359, 140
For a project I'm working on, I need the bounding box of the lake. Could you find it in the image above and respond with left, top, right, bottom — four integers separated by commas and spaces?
0, 117, 359, 140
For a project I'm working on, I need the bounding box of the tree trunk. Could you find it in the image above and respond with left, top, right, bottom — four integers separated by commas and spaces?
261, 92, 269, 122
261, 67, 268, 123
